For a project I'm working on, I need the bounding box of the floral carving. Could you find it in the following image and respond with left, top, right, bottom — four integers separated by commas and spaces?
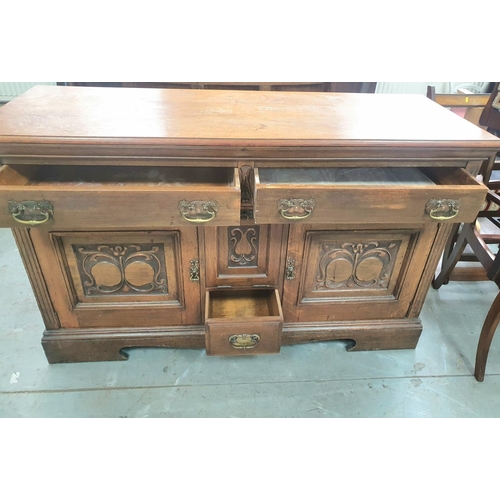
75, 244, 167, 295
228, 226, 259, 267
314, 241, 400, 290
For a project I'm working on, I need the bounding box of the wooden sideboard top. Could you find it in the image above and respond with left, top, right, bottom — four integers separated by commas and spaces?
0, 85, 499, 155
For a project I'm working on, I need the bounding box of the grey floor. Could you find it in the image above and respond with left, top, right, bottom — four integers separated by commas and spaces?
1, 227, 500, 418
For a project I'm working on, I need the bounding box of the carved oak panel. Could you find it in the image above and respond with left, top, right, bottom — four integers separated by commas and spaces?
29, 229, 202, 329
203, 224, 286, 287
282, 225, 438, 323
301, 231, 411, 301
313, 240, 401, 291
228, 226, 260, 268
55, 232, 180, 306
74, 243, 168, 296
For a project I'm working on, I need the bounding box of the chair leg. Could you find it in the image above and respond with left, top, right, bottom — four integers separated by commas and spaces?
475, 291, 500, 381
442, 223, 460, 263
433, 223, 471, 290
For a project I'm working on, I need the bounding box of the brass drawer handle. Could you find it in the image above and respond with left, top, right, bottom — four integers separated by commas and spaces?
8, 200, 53, 225
278, 198, 316, 220
178, 200, 219, 223
425, 199, 461, 220
229, 334, 260, 349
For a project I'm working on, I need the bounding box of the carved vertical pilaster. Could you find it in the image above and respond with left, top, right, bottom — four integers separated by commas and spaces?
238, 161, 255, 208
11, 228, 60, 330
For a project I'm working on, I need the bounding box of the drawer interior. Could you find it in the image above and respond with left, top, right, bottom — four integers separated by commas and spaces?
0, 165, 236, 189
257, 167, 434, 186
256, 166, 480, 188
206, 289, 282, 320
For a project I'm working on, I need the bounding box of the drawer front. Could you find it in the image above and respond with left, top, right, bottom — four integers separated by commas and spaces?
0, 165, 241, 229
205, 289, 283, 355
206, 320, 282, 356
254, 167, 487, 225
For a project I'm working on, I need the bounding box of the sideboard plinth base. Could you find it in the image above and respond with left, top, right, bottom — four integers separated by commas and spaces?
42, 319, 422, 363
282, 319, 422, 351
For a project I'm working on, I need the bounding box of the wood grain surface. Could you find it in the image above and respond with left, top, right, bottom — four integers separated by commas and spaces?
0, 86, 499, 151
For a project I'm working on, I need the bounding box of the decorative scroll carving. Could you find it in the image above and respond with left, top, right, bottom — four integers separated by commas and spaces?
240, 208, 254, 221
74, 244, 167, 296
228, 226, 259, 267
314, 241, 401, 291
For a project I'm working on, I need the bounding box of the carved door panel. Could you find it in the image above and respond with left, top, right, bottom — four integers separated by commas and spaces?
282, 224, 438, 322
30, 229, 201, 329
203, 224, 287, 288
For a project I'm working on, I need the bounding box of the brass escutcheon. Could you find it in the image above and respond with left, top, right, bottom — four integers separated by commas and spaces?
228, 334, 260, 349
8, 200, 54, 225
285, 257, 296, 280
189, 259, 200, 281
178, 200, 219, 223
278, 198, 316, 220
425, 199, 460, 220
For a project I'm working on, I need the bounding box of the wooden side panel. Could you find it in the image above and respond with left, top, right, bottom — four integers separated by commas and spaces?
408, 222, 455, 318
29, 228, 202, 328
11, 228, 59, 330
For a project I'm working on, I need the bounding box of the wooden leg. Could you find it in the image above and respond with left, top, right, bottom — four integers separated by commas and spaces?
475, 291, 500, 381
432, 223, 471, 289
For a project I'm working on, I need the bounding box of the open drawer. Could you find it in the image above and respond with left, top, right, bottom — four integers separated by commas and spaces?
205, 289, 283, 356
0, 164, 241, 229
253, 167, 487, 224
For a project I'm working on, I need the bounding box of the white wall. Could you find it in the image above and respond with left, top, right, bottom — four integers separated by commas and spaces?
0, 82, 490, 101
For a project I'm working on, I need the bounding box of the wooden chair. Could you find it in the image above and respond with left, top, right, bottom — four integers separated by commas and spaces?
430, 84, 500, 381
427, 86, 494, 283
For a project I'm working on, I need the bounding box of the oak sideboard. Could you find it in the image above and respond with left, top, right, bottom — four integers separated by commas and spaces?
1, 85, 499, 363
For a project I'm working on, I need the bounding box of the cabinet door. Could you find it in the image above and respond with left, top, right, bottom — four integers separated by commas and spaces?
203, 224, 287, 288
30, 228, 201, 328
282, 224, 438, 322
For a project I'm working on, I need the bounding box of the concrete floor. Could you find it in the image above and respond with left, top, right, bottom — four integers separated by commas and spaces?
1, 227, 500, 417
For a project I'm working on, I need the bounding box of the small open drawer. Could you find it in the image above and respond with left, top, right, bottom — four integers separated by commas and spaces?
253, 166, 487, 224
0, 164, 241, 229
205, 289, 283, 356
